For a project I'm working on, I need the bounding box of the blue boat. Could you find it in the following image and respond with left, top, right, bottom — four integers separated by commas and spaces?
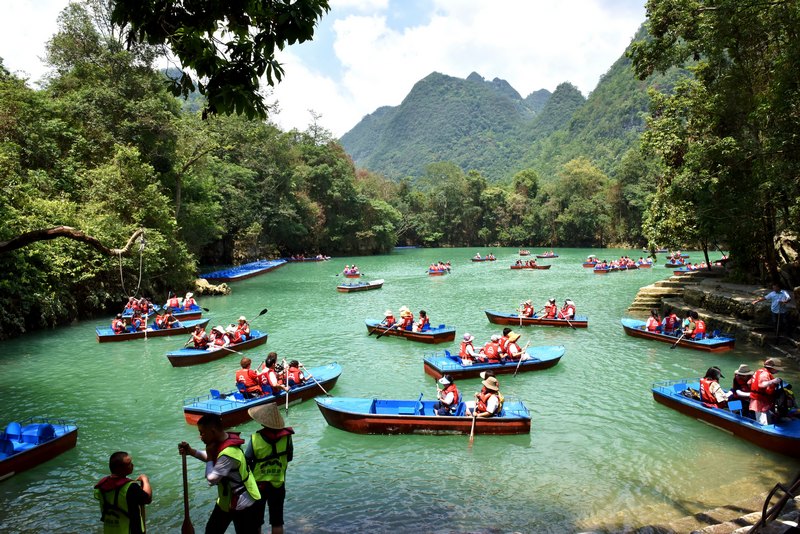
121, 303, 203, 322
365, 320, 456, 344
423, 346, 565, 379
183, 363, 342, 427
621, 318, 735, 352
201, 259, 287, 282
96, 318, 210, 343
0, 417, 79, 478
652, 379, 800, 458
316, 396, 531, 435
166, 329, 268, 367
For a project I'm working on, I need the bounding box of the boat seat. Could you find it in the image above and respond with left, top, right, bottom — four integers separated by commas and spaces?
437, 324, 445, 330
233, 392, 245, 401
4, 422, 22, 442
397, 406, 416, 415
21, 424, 55, 444
0, 439, 15, 457
210, 389, 222, 399
454, 402, 467, 416
728, 400, 743, 416
672, 383, 688, 393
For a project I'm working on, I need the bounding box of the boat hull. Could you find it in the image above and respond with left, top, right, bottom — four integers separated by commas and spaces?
0, 419, 78, 478
510, 265, 551, 270
535, 254, 558, 258
427, 270, 448, 276
167, 331, 268, 367
652, 380, 800, 458
201, 259, 287, 283
316, 397, 531, 435
484, 310, 588, 328
365, 320, 455, 344
337, 279, 383, 292
471, 258, 495, 262
423, 346, 564, 379
96, 319, 210, 343
621, 319, 734, 352
582, 262, 598, 268
183, 364, 341, 427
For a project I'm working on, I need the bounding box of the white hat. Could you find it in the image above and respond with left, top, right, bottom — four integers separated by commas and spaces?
238, 316, 247, 322
490, 334, 500, 342
213, 325, 225, 334
438, 376, 451, 386
384, 310, 393, 317
185, 292, 194, 298
463, 333, 474, 342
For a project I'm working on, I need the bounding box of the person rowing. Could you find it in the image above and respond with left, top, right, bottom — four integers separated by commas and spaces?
235, 357, 263, 399
559, 299, 576, 320
183, 292, 197, 310
397, 306, 414, 331
258, 353, 289, 395
414, 310, 430, 332
504, 332, 530, 361
520, 300, 534, 318
380, 309, 396, 328
111, 313, 125, 335
543, 298, 557, 319
465, 376, 503, 418
191, 324, 209, 349
434, 375, 460, 416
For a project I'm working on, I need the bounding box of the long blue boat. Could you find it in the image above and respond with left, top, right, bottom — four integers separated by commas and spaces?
166, 330, 268, 367
121, 303, 203, 322
201, 259, 287, 283
96, 318, 210, 343
621, 318, 735, 352
423, 346, 565, 379
1, 417, 79, 478
365, 319, 456, 344
652, 379, 800, 458
316, 396, 531, 435
183, 363, 342, 427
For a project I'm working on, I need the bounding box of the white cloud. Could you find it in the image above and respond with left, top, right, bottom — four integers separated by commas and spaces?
0, 0, 66, 84
331, 0, 389, 11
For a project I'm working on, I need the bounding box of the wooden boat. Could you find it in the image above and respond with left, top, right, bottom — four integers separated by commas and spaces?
337, 279, 384, 293
652, 379, 800, 458
343, 272, 361, 278
593, 266, 611, 274
536, 253, 558, 258
582, 262, 598, 268
655, 248, 669, 253
484, 310, 588, 328
0, 417, 79, 478
665, 261, 685, 268
636, 262, 653, 269
365, 320, 456, 344
510, 264, 551, 270
621, 318, 735, 352
166, 330, 268, 367
316, 396, 531, 435
471, 257, 496, 262
183, 363, 342, 427
423, 346, 565, 379
201, 259, 287, 283
518, 250, 530, 256
96, 318, 210, 343
121, 304, 203, 323
427, 269, 448, 276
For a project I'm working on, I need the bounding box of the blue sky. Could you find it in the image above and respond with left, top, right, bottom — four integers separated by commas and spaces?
1, 0, 647, 137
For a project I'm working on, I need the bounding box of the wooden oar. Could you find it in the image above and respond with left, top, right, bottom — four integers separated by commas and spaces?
513, 341, 532, 377
375, 322, 398, 340
284, 360, 290, 415
181, 454, 195, 534
468, 412, 477, 448
670, 332, 686, 349
300, 364, 331, 396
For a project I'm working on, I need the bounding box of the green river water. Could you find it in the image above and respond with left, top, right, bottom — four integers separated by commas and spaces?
0, 247, 797, 533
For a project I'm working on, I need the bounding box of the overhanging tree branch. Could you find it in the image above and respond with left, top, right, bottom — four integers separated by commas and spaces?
0, 226, 144, 256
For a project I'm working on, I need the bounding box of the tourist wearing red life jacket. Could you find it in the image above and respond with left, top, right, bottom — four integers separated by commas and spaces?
210, 326, 230, 348
178, 414, 262, 533
183, 292, 197, 310
191, 324, 209, 349
414, 310, 431, 332
480, 335, 502, 363
505, 332, 529, 361
124, 297, 137, 312
749, 358, 784, 425
94, 451, 152, 534
153, 312, 167, 330
662, 311, 679, 335
498, 328, 512, 356
459, 333, 477, 362
645, 309, 661, 332
129, 313, 146, 333
544, 298, 557, 319
699, 366, 731, 408
435, 375, 460, 415
111, 314, 126, 335
258, 353, 289, 396
236, 357, 263, 399
398, 306, 414, 331
165, 310, 181, 329
559, 299, 576, 320
730, 364, 755, 417
380, 310, 396, 328
465, 376, 503, 417
235, 316, 250, 341
693, 314, 706, 339
166, 294, 181, 310
521, 300, 534, 317
286, 360, 305, 386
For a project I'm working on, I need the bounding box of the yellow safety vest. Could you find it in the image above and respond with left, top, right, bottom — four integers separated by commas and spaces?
250, 431, 291, 488
94, 480, 143, 533
216, 445, 261, 512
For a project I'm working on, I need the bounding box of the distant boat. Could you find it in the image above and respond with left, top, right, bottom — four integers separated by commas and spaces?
121, 304, 203, 322
183, 363, 342, 427
652, 378, 800, 458
166, 330, 268, 367
365, 320, 456, 344
96, 318, 210, 343
427, 269, 449, 276
484, 310, 588, 328
510, 264, 551, 270
0, 417, 78, 478
337, 279, 384, 293
316, 396, 531, 435
582, 261, 598, 268
201, 259, 287, 282
471, 257, 496, 262
423, 346, 565, 379
621, 318, 735, 352
536, 253, 559, 258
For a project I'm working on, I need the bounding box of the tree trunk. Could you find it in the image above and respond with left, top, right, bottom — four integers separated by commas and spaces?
0, 226, 144, 256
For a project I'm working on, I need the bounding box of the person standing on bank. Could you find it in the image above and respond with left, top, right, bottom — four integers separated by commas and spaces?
178, 414, 262, 533
246, 404, 294, 534
94, 451, 152, 533
752, 283, 792, 337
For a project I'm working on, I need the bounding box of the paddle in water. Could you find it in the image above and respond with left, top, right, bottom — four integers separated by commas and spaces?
181, 454, 195, 534
670, 332, 686, 349
375, 323, 397, 339
468, 412, 477, 448
300, 364, 331, 396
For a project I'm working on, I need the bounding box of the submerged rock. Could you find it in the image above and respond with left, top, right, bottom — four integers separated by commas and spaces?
194, 278, 231, 295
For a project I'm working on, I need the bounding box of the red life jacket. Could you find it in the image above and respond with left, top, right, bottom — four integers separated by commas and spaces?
167, 297, 180, 309
183, 298, 196, 310
483, 343, 501, 362
207, 432, 245, 464
259, 369, 284, 393
287, 366, 303, 384
544, 304, 557, 318
459, 341, 474, 358
213, 334, 229, 347
383, 316, 396, 327
111, 319, 125, 334
235, 369, 261, 394
559, 305, 575, 319
132, 317, 146, 331
231, 330, 244, 344
442, 384, 459, 407
694, 320, 706, 338
417, 316, 430, 330
522, 304, 533, 317
699, 378, 724, 406
193, 331, 208, 349
154, 315, 167, 329
665, 314, 678, 332
476, 390, 498, 414
401, 315, 414, 330
506, 341, 522, 360
749, 368, 777, 404
646, 317, 660, 332
498, 336, 510, 354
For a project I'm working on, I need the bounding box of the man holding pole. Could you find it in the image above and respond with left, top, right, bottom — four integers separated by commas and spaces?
752, 283, 793, 338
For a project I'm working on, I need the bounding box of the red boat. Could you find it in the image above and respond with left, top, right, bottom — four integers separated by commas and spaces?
510, 264, 551, 270
484, 310, 588, 328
